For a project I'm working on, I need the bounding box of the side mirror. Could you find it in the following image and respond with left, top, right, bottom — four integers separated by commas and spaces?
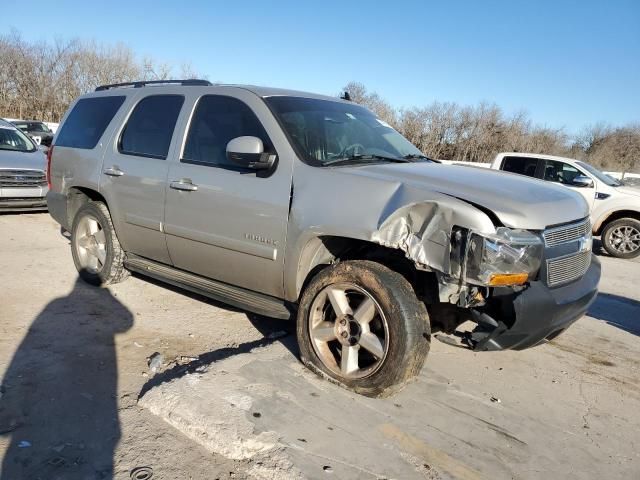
571, 175, 594, 188
226, 136, 275, 170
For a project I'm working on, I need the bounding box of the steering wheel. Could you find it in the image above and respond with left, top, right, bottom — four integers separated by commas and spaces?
338, 143, 366, 158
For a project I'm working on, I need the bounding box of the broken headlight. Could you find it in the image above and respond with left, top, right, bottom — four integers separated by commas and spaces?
464, 228, 543, 286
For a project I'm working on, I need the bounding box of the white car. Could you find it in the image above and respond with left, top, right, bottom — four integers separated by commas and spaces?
491, 152, 640, 259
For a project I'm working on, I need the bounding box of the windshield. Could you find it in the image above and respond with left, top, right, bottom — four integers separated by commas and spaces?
15, 122, 51, 133
265, 96, 427, 166
0, 126, 37, 152
576, 161, 622, 187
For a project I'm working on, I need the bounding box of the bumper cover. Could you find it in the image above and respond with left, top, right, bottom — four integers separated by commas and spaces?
473, 255, 601, 351
0, 197, 48, 212
46, 191, 69, 230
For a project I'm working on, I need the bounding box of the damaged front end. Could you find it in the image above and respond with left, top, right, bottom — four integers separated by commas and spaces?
371, 201, 599, 351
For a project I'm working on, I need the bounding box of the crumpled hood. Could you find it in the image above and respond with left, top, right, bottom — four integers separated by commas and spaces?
0, 149, 47, 171
343, 162, 589, 230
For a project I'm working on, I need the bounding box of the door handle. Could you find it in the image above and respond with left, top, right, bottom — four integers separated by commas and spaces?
103, 166, 124, 177
170, 180, 198, 192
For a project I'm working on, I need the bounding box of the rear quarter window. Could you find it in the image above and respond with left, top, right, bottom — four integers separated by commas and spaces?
502, 156, 539, 177
56, 96, 126, 149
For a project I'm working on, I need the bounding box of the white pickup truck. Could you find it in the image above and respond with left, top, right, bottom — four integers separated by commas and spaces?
491, 152, 640, 259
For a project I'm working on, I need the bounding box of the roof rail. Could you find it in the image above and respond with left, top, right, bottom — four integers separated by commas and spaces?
95, 79, 212, 91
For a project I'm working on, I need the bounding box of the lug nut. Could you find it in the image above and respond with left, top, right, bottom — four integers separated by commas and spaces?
339, 319, 347, 326
341, 331, 348, 338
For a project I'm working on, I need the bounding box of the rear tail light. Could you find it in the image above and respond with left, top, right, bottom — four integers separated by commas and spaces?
46, 145, 54, 189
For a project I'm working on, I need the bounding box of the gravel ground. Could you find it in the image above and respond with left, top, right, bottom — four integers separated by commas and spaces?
0, 212, 639, 479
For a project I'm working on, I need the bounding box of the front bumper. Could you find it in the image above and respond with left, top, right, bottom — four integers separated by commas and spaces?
0, 185, 48, 212
0, 196, 48, 212
472, 255, 601, 351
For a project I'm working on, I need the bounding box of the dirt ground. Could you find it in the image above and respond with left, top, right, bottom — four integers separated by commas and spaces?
1, 212, 639, 479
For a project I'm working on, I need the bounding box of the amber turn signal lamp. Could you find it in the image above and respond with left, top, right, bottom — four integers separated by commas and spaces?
487, 273, 529, 286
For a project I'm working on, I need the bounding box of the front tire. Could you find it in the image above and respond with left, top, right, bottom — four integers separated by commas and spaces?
71, 201, 129, 286
297, 260, 430, 397
601, 218, 640, 259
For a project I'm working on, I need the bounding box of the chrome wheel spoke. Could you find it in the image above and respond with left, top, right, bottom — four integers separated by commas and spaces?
94, 229, 106, 245
312, 322, 337, 342
86, 253, 99, 271
341, 345, 359, 375
359, 331, 384, 358
327, 287, 352, 317
76, 234, 91, 249
87, 218, 99, 235
354, 297, 376, 325
96, 246, 107, 265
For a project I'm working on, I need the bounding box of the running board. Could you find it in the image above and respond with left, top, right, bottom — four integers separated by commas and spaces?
124, 254, 293, 320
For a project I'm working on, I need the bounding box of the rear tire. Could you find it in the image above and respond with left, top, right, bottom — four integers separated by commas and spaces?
297, 260, 430, 398
601, 218, 640, 259
71, 201, 129, 286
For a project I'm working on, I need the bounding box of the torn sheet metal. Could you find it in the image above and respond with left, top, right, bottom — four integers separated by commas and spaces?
372, 202, 461, 273
286, 166, 496, 302
371, 199, 498, 305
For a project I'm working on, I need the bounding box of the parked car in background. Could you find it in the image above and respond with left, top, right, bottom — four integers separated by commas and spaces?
44, 122, 59, 134
0, 119, 48, 212
47, 80, 599, 396
491, 152, 640, 259
11, 120, 55, 147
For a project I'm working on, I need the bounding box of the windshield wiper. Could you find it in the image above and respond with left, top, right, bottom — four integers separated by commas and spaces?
324, 154, 411, 166
403, 154, 435, 162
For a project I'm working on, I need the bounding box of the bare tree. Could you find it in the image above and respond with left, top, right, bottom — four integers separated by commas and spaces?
342, 82, 397, 127
0, 32, 206, 122
342, 81, 639, 173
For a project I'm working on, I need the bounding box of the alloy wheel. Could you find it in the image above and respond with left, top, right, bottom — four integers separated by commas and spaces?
308, 283, 389, 379
609, 225, 640, 254
75, 215, 107, 273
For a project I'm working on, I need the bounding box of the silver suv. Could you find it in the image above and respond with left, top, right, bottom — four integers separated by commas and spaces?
0, 119, 48, 212
47, 80, 600, 396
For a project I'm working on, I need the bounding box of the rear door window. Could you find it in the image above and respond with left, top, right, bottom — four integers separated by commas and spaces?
56, 96, 125, 149
119, 95, 184, 159
502, 156, 540, 178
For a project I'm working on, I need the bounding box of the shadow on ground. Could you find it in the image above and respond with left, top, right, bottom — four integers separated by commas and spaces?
132, 271, 298, 399
0, 277, 133, 479
588, 292, 640, 336
138, 312, 297, 400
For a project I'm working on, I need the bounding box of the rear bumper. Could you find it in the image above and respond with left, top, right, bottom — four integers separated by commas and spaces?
46, 191, 69, 230
473, 255, 601, 351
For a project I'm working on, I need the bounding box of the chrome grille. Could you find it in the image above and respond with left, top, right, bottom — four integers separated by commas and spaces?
547, 251, 591, 287
543, 218, 591, 247
0, 169, 46, 188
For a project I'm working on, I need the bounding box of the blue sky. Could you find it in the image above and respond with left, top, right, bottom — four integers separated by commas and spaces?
2, 0, 638, 132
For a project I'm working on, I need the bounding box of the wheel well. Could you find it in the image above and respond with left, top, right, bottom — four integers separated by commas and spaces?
67, 187, 107, 228
297, 236, 438, 304
595, 210, 640, 235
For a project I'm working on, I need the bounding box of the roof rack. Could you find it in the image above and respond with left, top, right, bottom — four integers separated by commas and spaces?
95, 79, 212, 91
